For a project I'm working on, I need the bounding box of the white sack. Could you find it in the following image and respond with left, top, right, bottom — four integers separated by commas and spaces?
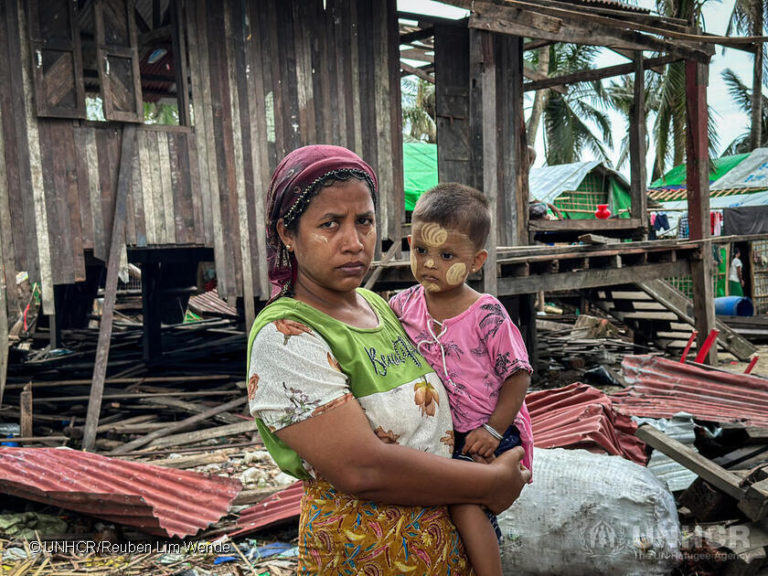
499, 448, 681, 575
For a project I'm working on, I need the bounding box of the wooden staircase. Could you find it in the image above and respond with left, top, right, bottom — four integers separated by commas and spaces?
591, 280, 756, 361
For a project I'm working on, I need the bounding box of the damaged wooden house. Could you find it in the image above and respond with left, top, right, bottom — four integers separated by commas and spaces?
0, 0, 762, 453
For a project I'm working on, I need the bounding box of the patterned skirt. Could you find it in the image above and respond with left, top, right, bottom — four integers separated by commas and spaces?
297, 478, 475, 575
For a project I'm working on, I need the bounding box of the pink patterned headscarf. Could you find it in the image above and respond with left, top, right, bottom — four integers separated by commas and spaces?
265, 145, 378, 301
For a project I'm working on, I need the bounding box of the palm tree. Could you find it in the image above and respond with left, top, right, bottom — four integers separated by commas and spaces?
650, 0, 720, 181
725, 0, 768, 148
720, 67, 768, 154
525, 43, 614, 165
401, 77, 436, 143
606, 72, 661, 171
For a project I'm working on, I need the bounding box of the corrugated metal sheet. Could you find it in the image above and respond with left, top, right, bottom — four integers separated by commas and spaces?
188, 288, 239, 318
527, 383, 647, 464
0, 447, 242, 538
613, 355, 768, 427
230, 481, 303, 537
636, 414, 699, 492
558, 0, 651, 13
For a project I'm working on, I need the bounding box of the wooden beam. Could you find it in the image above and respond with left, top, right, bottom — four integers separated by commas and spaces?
435, 24, 471, 184
524, 55, 678, 92
637, 424, 768, 521
479, 30, 498, 295
400, 61, 434, 83
20, 383, 32, 438
529, 217, 643, 232
497, 258, 690, 295
108, 396, 247, 455
400, 47, 434, 63
82, 125, 137, 452
685, 59, 717, 365
463, 1, 711, 62
364, 242, 400, 290
399, 25, 435, 45
629, 52, 648, 229
522, 63, 567, 94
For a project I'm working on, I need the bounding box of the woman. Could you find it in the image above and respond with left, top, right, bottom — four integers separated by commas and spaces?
247, 144, 529, 574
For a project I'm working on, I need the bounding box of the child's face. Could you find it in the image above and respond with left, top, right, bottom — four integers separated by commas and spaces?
409, 221, 487, 293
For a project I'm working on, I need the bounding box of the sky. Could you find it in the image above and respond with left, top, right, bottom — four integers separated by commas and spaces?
398, 0, 758, 180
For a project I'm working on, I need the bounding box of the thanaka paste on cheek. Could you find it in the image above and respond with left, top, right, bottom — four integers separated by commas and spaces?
410, 251, 418, 278
445, 263, 467, 286
309, 233, 329, 244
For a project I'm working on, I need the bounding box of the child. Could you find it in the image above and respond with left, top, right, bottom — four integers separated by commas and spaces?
390, 183, 534, 576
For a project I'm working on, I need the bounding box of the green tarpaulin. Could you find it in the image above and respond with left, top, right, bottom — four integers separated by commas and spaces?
403, 142, 438, 211
650, 153, 750, 188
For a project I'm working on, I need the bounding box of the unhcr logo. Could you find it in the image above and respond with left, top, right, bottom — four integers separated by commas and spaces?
581, 519, 626, 558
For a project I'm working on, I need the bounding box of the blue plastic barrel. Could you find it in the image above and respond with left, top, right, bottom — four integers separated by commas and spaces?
714, 296, 754, 317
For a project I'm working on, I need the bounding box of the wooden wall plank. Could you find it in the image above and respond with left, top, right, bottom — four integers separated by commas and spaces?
6, 0, 39, 284
47, 121, 80, 283
158, 131, 176, 244
165, 132, 185, 243
325, 0, 345, 144
85, 129, 105, 259
311, 1, 331, 143
138, 129, 157, 245
275, 0, 301, 152
262, 0, 285, 163
195, 2, 225, 289
174, 132, 196, 245
185, 132, 206, 245
18, 0, 53, 309
435, 24, 471, 184
146, 131, 165, 244
206, 3, 237, 296
72, 127, 94, 251
0, 43, 19, 316
497, 35, 527, 246
185, 1, 214, 245
245, 0, 273, 298
96, 128, 121, 258
130, 130, 145, 246
226, 0, 255, 324
386, 0, 404, 245
0, 1, 23, 291
293, 1, 316, 144
348, 0, 363, 154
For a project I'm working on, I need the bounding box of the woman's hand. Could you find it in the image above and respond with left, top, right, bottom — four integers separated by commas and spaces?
484, 446, 530, 515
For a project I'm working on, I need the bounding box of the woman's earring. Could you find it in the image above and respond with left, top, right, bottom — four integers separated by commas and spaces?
285, 244, 292, 252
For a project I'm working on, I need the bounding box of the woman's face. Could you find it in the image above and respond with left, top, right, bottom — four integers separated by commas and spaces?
279, 179, 376, 297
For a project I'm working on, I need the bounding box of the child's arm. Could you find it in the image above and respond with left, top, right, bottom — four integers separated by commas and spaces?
462, 370, 530, 462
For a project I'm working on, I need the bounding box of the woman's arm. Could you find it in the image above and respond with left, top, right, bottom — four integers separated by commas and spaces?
276, 398, 530, 514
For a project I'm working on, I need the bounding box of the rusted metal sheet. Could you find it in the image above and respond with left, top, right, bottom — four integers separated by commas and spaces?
614, 355, 768, 427
0, 447, 242, 537
188, 288, 239, 318
527, 383, 647, 464
230, 481, 303, 537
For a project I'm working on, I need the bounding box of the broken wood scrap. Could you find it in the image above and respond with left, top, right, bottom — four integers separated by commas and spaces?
636, 424, 768, 522
144, 420, 260, 451
109, 396, 248, 455
139, 396, 245, 424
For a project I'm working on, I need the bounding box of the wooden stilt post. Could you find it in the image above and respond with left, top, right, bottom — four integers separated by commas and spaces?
630, 51, 648, 239
478, 29, 498, 296
82, 125, 137, 452
142, 260, 162, 363
685, 59, 717, 365
0, 219, 7, 409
